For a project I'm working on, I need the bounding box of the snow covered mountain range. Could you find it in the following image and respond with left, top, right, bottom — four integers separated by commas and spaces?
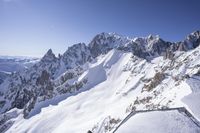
0, 31, 200, 133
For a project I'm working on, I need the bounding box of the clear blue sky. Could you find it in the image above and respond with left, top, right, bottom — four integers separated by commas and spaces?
0, 0, 200, 57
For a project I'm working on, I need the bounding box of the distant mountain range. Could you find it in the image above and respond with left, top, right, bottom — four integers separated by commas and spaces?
0, 56, 39, 85
0, 31, 200, 133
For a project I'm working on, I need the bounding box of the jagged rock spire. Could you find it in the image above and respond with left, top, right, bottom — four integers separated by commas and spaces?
41, 49, 57, 62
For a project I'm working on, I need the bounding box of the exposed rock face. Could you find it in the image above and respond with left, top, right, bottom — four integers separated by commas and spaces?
131, 36, 171, 58
164, 49, 174, 60
185, 30, 200, 49
89, 32, 130, 57
143, 72, 166, 92
62, 43, 92, 69
41, 49, 57, 63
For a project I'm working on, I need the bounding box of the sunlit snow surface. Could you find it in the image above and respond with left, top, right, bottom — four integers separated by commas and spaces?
182, 76, 200, 120
4, 45, 200, 133
7, 50, 136, 133
116, 110, 200, 133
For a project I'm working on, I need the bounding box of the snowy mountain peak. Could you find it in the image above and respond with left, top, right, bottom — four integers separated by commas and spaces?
61, 43, 91, 69
46, 48, 53, 55
89, 32, 130, 57
147, 34, 160, 41
65, 42, 87, 52
189, 30, 200, 37
185, 30, 200, 49
41, 49, 57, 62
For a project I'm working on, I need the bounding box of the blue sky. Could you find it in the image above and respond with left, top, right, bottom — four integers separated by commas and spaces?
0, 0, 200, 57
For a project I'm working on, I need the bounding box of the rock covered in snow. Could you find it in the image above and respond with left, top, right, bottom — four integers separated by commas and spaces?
89, 32, 130, 57
62, 43, 92, 69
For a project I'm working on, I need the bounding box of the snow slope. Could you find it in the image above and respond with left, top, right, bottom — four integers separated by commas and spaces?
116, 110, 200, 133
182, 76, 200, 120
